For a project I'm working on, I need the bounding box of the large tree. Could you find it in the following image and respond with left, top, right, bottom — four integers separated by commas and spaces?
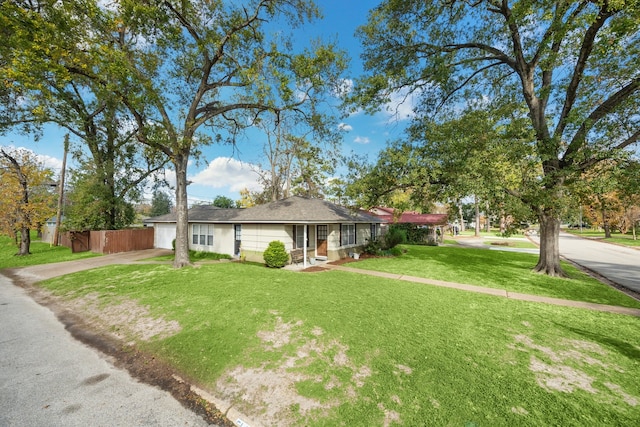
3, 0, 347, 267
349, 0, 640, 276
0, 147, 56, 255
1, 3, 168, 231
253, 112, 341, 203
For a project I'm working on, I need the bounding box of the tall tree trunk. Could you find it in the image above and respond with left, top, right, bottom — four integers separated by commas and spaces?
173, 152, 191, 268
485, 200, 490, 232
458, 203, 465, 232
602, 207, 611, 238
474, 195, 480, 237
534, 211, 566, 277
15, 153, 31, 256
19, 226, 31, 256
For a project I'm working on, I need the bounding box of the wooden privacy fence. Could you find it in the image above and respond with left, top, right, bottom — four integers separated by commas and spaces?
61, 228, 154, 254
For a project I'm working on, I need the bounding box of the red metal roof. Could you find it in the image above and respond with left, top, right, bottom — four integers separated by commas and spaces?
370, 208, 449, 225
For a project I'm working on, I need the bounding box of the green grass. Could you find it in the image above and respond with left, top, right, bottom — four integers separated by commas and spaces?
349, 245, 640, 309
565, 230, 640, 247
0, 234, 99, 269
482, 238, 538, 249
141, 250, 232, 263
39, 261, 640, 426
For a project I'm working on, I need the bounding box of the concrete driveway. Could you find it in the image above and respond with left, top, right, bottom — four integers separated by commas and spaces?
0, 249, 214, 427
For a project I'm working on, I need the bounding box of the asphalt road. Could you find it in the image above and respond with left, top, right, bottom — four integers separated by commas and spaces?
557, 232, 640, 294
0, 273, 210, 427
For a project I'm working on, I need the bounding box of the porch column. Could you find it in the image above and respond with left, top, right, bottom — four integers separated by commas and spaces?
303, 225, 308, 268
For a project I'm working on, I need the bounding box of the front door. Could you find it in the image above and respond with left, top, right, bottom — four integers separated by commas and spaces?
234, 224, 242, 255
316, 225, 328, 257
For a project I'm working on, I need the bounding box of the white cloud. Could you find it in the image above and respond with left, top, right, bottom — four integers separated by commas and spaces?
189, 157, 262, 192
338, 123, 353, 132
353, 136, 370, 144
334, 78, 353, 98
3, 145, 63, 173
38, 154, 64, 172
162, 168, 177, 188
383, 86, 418, 121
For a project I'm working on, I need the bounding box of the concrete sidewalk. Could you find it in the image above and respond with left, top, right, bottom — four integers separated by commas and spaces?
321, 264, 640, 317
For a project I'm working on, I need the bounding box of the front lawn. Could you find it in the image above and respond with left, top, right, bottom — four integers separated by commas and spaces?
0, 234, 99, 269
350, 245, 640, 309
483, 238, 538, 249
39, 260, 640, 426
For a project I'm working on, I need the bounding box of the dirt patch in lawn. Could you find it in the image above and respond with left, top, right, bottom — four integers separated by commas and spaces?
214, 314, 375, 426
65, 293, 181, 343
511, 334, 637, 406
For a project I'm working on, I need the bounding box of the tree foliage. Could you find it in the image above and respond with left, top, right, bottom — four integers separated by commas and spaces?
212, 195, 235, 209
0, 147, 56, 255
63, 163, 136, 231
349, 0, 640, 276
1, 2, 168, 230
3, 0, 348, 268
574, 158, 640, 236
150, 189, 173, 217
252, 111, 342, 203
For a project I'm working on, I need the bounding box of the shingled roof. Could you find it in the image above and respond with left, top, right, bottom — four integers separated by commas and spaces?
145, 196, 383, 224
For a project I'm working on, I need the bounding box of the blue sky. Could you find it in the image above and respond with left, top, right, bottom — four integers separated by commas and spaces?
1, 1, 415, 205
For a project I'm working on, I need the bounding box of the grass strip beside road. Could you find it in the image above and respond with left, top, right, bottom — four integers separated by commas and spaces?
38, 260, 640, 426
565, 230, 640, 247
348, 245, 640, 309
0, 235, 99, 269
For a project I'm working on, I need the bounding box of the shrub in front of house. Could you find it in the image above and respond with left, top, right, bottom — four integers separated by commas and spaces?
189, 250, 232, 261
263, 240, 289, 268
382, 227, 407, 249
363, 238, 383, 255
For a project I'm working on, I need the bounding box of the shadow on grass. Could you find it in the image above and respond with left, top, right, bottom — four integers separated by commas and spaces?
562, 324, 640, 361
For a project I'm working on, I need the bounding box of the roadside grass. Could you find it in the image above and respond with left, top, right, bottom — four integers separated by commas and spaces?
482, 238, 538, 249
39, 261, 640, 426
350, 245, 640, 309
565, 230, 640, 247
0, 234, 99, 269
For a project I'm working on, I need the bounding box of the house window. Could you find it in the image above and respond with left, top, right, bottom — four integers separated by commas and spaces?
370, 223, 378, 241
192, 224, 214, 246
317, 225, 328, 240
341, 224, 355, 246
293, 225, 309, 249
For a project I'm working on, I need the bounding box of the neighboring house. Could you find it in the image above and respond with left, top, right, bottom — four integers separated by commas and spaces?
369, 207, 449, 227
144, 196, 384, 265
369, 207, 449, 244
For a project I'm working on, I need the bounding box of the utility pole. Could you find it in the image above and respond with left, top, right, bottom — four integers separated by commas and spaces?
53, 135, 69, 246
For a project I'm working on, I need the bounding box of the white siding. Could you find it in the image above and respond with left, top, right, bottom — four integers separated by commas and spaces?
215, 224, 235, 255
190, 223, 235, 255
241, 224, 293, 253
356, 224, 371, 246
153, 223, 176, 249
327, 224, 342, 250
